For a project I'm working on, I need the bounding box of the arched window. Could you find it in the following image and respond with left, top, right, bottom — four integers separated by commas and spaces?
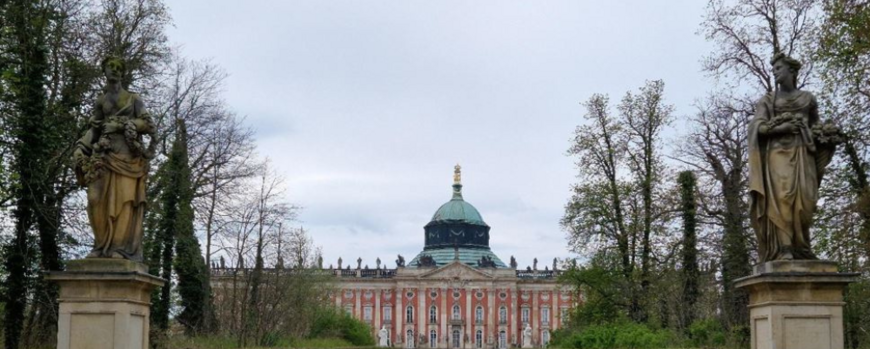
452, 329, 461, 348
498, 331, 506, 349
542, 330, 550, 346
406, 329, 415, 348
499, 306, 507, 324
475, 306, 484, 323
430, 330, 437, 348
406, 305, 414, 323
429, 306, 437, 323
452, 304, 461, 320
542, 307, 550, 324
521, 307, 530, 324
475, 330, 483, 348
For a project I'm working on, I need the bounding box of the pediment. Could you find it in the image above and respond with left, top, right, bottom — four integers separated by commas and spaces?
417, 262, 494, 280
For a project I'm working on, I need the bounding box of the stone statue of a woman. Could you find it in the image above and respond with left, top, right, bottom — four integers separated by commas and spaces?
73, 56, 156, 261
748, 52, 841, 262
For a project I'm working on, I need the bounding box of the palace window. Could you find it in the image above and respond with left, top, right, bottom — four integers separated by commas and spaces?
521, 307, 530, 324
344, 305, 353, 315
499, 331, 506, 349
542, 307, 550, 325
406, 306, 414, 324
384, 306, 392, 322
499, 306, 507, 324
452, 330, 460, 348
430, 330, 437, 348
364, 306, 373, 321
475, 306, 483, 324
542, 330, 550, 346
560, 307, 568, 322
406, 330, 415, 348
475, 330, 483, 348
429, 306, 437, 323
452, 305, 461, 320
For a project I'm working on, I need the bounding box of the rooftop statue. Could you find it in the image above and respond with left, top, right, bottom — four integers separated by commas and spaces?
748, 52, 842, 262
73, 56, 156, 262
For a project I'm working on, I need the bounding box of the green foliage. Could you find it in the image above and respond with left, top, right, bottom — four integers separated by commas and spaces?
687, 319, 727, 348
550, 322, 673, 349
309, 307, 375, 346
845, 279, 870, 349
678, 171, 699, 329
171, 121, 210, 334
559, 253, 629, 327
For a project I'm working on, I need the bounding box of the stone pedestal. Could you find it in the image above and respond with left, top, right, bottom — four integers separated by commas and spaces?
735, 260, 858, 349
46, 259, 165, 349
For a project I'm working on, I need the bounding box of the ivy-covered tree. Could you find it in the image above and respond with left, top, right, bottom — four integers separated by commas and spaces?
171, 121, 209, 335
678, 171, 699, 330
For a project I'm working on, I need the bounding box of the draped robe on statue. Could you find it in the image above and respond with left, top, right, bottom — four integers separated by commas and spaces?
76, 92, 151, 261
748, 91, 833, 262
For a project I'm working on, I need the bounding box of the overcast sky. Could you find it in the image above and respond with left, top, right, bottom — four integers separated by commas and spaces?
166, 1, 714, 270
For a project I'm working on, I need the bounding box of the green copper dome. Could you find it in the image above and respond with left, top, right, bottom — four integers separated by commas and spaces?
430, 186, 487, 226
429, 164, 487, 226
410, 165, 506, 269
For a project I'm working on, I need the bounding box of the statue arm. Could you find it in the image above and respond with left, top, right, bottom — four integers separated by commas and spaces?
754, 100, 798, 136
131, 95, 155, 134
75, 98, 106, 157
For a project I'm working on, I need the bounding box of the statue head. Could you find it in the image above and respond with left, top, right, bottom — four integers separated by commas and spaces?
771, 52, 801, 88
101, 55, 126, 83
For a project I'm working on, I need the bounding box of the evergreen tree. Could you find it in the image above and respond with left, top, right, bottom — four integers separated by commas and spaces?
1, 1, 51, 348
678, 171, 699, 330
171, 121, 209, 334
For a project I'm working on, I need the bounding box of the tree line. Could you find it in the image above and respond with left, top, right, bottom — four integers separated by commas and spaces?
0, 0, 360, 348
556, 0, 870, 348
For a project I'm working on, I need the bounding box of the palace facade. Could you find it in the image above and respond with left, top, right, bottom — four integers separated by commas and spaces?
211, 166, 577, 348
329, 166, 577, 348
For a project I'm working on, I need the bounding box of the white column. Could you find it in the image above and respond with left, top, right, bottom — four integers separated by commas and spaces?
397, 287, 404, 345
510, 289, 517, 347
355, 288, 362, 320
418, 287, 425, 345
488, 288, 496, 348
531, 291, 538, 347
441, 288, 447, 347
465, 288, 472, 349
375, 289, 382, 332
550, 290, 557, 331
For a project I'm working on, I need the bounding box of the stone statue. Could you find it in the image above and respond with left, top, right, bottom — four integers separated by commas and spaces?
748, 52, 842, 262
376, 257, 381, 269
396, 254, 405, 267
357, 257, 362, 270
533, 258, 538, 270
73, 56, 156, 262
378, 325, 389, 347
219, 256, 226, 269
418, 254, 436, 267
553, 257, 558, 271
317, 255, 323, 269
510, 255, 517, 269
522, 324, 533, 348
338, 257, 343, 269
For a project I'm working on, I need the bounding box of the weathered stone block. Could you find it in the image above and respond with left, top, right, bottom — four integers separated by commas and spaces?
736, 260, 857, 349
46, 259, 164, 349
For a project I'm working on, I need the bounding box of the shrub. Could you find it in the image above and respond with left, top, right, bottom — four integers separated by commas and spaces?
309, 307, 375, 346
688, 318, 726, 347
549, 322, 672, 349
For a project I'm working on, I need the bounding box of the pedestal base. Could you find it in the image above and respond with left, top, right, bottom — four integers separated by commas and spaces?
46, 259, 164, 349
735, 260, 858, 349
